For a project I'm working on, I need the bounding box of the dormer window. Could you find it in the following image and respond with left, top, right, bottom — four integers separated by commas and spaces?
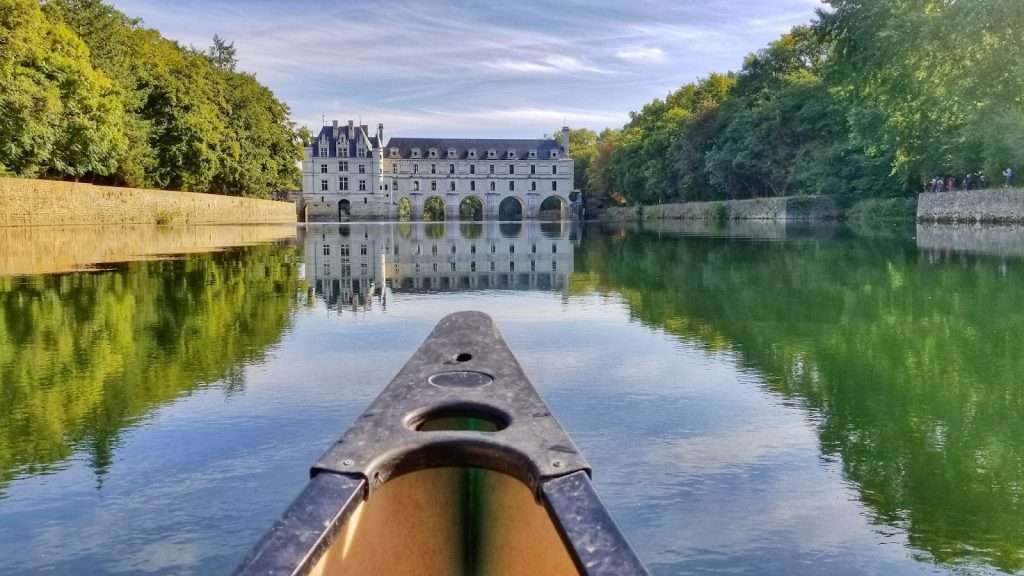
468, 149, 477, 159
549, 150, 559, 159
318, 141, 328, 156
412, 148, 421, 158
528, 150, 537, 159
507, 150, 516, 159
428, 148, 438, 158
447, 148, 457, 159
487, 149, 497, 159
390, 148, 400, 158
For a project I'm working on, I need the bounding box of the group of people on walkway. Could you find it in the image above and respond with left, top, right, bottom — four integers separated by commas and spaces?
925, 168, 1015, 193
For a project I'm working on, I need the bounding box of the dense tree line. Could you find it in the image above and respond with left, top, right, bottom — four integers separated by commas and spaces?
571, 0, 1024, 205
0, 0, 302, 198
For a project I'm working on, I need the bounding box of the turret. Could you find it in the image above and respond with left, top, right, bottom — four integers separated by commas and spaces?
561, 126, 571, 155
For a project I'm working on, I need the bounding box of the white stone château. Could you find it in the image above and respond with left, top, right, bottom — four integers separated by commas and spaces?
301, 120, 575, 221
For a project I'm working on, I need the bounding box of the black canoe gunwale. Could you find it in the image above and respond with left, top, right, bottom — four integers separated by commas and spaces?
234, 311, 648, 576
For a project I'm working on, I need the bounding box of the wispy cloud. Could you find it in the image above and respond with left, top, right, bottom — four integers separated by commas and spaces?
488, 55, 607, 75
108, 0, 823, 136
616, 46, 667, 62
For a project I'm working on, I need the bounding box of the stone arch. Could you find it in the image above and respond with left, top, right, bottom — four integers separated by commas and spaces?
498, 196, 524, 221
459, 195, 484, 221
397, 197, 412, 221
338, 199, 351, 220
423, 196, 446, 221
538, 195, 568, 220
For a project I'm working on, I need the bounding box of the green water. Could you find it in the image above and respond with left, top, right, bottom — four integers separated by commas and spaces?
0, 221, 1022, 574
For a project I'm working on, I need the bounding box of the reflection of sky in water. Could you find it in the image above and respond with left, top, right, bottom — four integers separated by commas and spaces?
4, 221, 1021, 575
0, 287, 936, 575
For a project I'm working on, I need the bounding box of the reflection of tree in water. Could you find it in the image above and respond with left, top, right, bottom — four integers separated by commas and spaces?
577, 225, 1024, 573
460, 222, 483, 240
424, 222, 446, 239
0, 245, 304, 495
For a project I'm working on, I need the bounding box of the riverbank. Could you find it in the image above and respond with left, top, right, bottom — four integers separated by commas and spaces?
600, 195, 840, 222
0, 177, 296, 226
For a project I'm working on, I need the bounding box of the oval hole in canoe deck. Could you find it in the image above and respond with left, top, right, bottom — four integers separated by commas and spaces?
409, 404, 510, 432
428, 370, 493, 388
455, 352, 473, 362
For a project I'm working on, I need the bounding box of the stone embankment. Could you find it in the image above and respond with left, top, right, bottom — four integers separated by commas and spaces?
917, 189, 1024, 224
601, 195, 840, 222
0, 177, 296, 226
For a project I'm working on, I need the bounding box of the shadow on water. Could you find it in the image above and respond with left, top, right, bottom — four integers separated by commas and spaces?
578, 220, 1024, 573
0, 244, 305, 496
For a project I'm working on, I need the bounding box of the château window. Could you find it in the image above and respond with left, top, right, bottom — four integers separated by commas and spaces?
552, 243, 557, 254
551, 181, 557, 191
431, 164, 437, 175
340, 176, 349, 191
532, 244, 537, 254
509, 181, 515, 192
449, 181, 456, 192
531, 181, 537, 191
447, 148, 457, 158
392, 179, 399, 191
449, 164, 455, 174
321, 180, 328, 191
359, 180, 366, 191
528, 150, 537, 159
487, 149, 497, 159
431, 181, 437, 192
470, 181, 476, 192
413, 164, 419, 174
390, 148, 400, 158
490, 182, 495, 192
550, 150, 558, 159
413, 181, 420, 191
392, 164, 398, 174
471, 244, 477, 255
321, 164, 328, 173
429, 148, 438, 158
432, 245, 438, 256
323, 244, 330, 256
340, 161, 348, 171
530, 164, 536, 175
507, 150, 516, 159
509, 164, 515, 175
340, 244, 349, 257
361, 244, 368, 255
468, 149, 477, 159
357, 148, 365, 158
552, 165, 557, 175
471, 261, 476, 272
470, 164, 476, 175
489, 164, 495, 175
412, 148, 421, 158
359, 164, 366, 174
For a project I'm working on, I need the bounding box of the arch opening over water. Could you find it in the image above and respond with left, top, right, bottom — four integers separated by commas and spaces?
423, 196, 446, 221
459, 196, 484, 221
498, 197, 524, 221
339, 199, 351, 220
538, 195, 567, 221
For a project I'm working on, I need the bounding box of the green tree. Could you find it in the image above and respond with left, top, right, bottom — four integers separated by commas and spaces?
0, 0, 128, 179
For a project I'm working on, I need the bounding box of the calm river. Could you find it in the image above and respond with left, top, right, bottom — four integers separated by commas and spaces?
1, 220, 1022, 575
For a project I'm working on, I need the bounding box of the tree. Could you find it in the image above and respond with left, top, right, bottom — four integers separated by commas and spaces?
206, 34, 237, 71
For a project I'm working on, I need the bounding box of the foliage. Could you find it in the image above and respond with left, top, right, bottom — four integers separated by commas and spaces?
459, 196, 483, 220
575, 4, 1024, 206
423, 196, 445, 221
0, 0, 301, 197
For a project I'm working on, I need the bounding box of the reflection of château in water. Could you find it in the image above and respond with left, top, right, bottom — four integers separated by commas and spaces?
303, 222, 578, 307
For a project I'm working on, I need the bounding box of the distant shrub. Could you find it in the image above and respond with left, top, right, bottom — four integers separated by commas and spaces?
845, 197, 917, 222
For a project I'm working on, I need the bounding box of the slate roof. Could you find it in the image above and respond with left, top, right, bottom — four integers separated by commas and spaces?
312, 124, 376, 158
383, 137, 563, 160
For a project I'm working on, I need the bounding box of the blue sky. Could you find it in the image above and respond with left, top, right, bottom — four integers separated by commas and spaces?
108, 0, 823, 138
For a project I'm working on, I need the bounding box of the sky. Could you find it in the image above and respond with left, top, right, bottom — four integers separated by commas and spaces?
108, 0, 824, 139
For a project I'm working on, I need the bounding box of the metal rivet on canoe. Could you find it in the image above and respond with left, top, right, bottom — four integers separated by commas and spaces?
341, 459, 353, 467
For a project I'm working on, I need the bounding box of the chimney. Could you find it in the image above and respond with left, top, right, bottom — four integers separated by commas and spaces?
332, 120, 338, 138
377, 122, 384, 145
561, 126, 571, 154
348, 119, 355, 137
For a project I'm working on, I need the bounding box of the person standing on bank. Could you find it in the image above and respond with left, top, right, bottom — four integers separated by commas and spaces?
1004, 167, 1015, 188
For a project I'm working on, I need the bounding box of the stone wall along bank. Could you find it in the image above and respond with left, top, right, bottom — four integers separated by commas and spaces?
917, 189, 1024, 224
601, 195, 839, 222
0, 177, 296, 226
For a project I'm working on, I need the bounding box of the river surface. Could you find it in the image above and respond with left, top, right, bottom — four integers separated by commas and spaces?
1, 220, 1023, 575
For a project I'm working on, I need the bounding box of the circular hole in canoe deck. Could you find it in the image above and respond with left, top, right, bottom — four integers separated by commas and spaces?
429, 370, 493, 388
410, 405, 510, 432
455, 352, 473, 362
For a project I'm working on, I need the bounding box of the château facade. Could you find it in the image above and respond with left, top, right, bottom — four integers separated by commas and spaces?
301, 120, 575, 221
